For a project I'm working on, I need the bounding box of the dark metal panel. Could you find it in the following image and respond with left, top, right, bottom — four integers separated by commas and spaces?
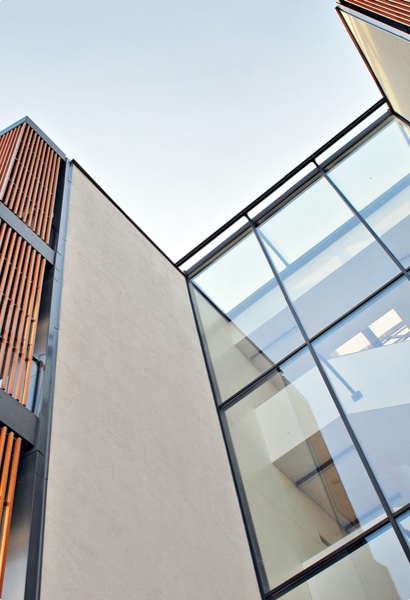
0, 391, 38, 447
0, 203, 54, 264
22, 160, 71, 600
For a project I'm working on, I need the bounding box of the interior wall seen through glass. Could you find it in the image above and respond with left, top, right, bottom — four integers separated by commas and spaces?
315, 277, 410, 513
224, 349, 384, 590
280, 524, 410, 600
192, 233, 304, 402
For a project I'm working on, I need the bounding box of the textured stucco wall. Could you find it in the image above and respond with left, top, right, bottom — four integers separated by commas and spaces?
40, 166, 260, 600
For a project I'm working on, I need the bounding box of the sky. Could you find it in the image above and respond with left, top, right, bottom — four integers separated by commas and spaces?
0, 0, 381, 261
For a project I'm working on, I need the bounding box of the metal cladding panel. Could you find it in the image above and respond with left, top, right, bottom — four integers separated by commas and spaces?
340, 0, 410, 27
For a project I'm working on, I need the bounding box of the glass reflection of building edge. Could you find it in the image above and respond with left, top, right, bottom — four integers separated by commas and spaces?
184, 10, 410, 590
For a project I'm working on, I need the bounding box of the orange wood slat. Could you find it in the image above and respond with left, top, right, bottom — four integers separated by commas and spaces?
0, 224, 12, 283
0, 435, 21, 595
0, 131, 17, 189
344, 0, 410, 26
39, 148, 55, 240
43, 152, 60, 243
39, 145, 59, 241
346, 0, 410, 12
1, 124, 60, 242
27, 138, 47, 234
0, 234, 21, 333
8, 245, 35, 395
2, 127, 28, 212
0, 432, 14, 525
1, 241, 30, 396
15, 251, 40, 402
0, 125, 24, 198
13, 250, 37, 400
5, 246, 35, 401
0, 428, 7, 469
0, 230, 17, 305
0, 224, 45, 403
19, 131, 42, 224
358, 1, 410, 23
4, 127, 34, 215
31, 143, 51, 236
21, 257, 45, 405
26, 139, 47, 234
27, 141, 43, 235
0, 239, 27, 391
18, 128, 41, 222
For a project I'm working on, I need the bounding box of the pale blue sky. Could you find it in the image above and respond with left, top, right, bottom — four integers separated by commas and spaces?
0, 0, 380, 260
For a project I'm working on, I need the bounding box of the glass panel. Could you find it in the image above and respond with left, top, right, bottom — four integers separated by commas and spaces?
225, 349, 384, 590
192, 233, 304, 402
259, 177, 398, 336
398, 511, 410, 550
315, 278, 410, 513
328, 119, 410, 268
281, 525, 410, 600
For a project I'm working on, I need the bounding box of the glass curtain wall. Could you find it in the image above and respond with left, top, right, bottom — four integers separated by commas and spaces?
189, 115, 410, 598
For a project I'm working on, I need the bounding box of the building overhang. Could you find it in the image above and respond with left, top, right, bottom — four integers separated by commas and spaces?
337, 3, 410, 124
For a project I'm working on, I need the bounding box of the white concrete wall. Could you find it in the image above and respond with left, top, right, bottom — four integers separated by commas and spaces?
40, 166, 260, 600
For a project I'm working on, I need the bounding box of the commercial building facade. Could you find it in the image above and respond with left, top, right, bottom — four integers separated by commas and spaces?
1, 4, 410, 600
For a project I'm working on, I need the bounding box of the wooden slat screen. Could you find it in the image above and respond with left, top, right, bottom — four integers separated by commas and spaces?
0, 123, 61, 244
0, 426, 21, 593
0, 220, 45, 404
0, 125, 24, 198
0, 120, 61, 592
340, 0, 410, 27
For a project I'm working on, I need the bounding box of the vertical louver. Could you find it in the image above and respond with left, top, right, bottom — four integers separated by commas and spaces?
0, 427, 21, 592
0, 119, 61, 592
340, 0, 410, 27
0, 222, 46, 403
1, 122, 61, 244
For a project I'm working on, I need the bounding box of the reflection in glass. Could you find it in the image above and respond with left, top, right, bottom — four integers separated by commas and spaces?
328, 119, 410, 268
281, 525, 410, 600
192, 233, 303, 402
315, 278, 410, 512
259, 177, 398, 336
225, 350, 383, 589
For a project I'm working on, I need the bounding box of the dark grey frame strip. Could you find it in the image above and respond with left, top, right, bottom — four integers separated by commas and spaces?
0, 389, 38, 447
23, 159, 72, 600
0, 203, 55, 265
313, 158, 410, 282
175, 98, 387, 270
